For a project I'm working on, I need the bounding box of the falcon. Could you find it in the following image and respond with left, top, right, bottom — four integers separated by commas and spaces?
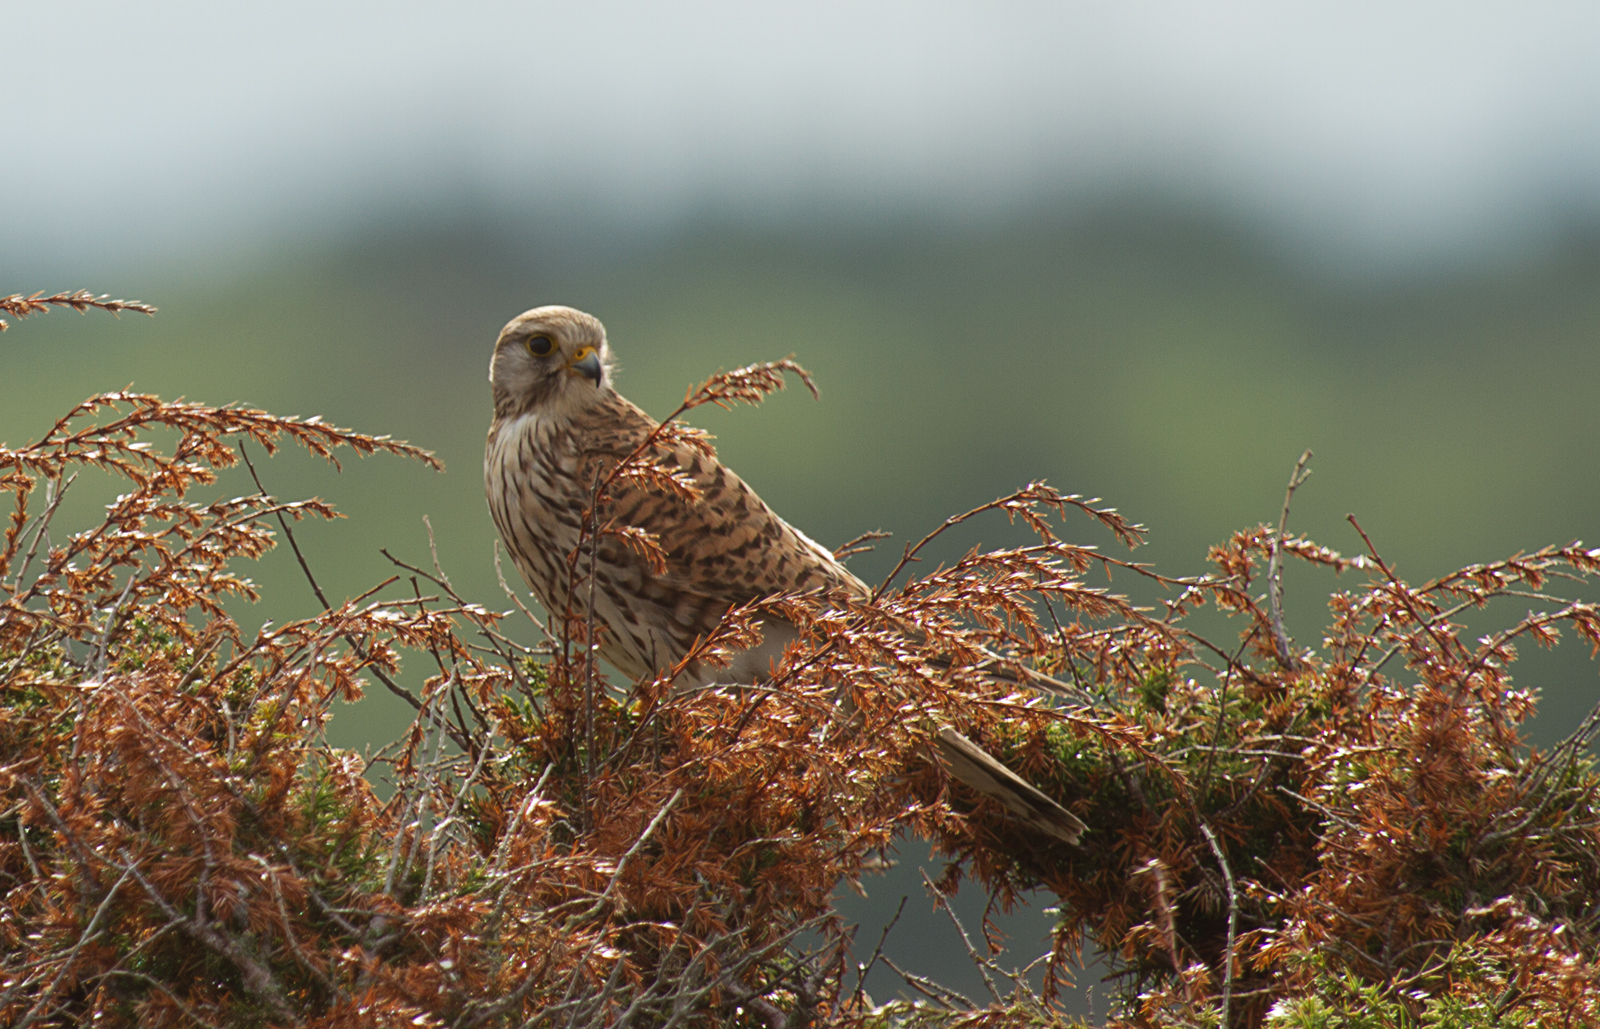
485, 305, 1084, 844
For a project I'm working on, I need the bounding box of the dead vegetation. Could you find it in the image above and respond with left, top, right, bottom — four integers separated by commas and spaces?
2, 301, 1598, 1027
0, 290, 157, 331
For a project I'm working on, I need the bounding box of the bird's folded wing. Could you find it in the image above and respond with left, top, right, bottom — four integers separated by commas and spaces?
578, 408, 867, 610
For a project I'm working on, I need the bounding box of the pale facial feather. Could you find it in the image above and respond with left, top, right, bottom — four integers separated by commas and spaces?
488, 305, 615, 423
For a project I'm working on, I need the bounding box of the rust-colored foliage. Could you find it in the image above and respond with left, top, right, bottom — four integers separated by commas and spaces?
3, 311, 1598, 1028
0, 290, 157, 331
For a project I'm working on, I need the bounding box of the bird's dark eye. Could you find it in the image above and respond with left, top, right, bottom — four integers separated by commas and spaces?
527, 335, 556, 357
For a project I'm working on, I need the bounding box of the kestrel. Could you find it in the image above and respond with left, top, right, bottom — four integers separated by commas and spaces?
485, 305, 1084, 844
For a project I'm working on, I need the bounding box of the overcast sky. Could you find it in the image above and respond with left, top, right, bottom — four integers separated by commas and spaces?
8, 1, 1600, 271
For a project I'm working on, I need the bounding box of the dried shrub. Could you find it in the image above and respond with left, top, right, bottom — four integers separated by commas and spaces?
3, 310, 1597, 1028
0, 290, 157, 331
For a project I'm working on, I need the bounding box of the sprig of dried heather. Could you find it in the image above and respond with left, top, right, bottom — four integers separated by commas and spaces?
0, 290, 158, 331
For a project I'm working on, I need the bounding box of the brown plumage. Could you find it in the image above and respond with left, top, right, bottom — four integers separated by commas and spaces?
485, 305, 1084, 845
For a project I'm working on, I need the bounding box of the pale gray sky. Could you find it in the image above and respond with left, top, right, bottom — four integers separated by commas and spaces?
7, 1, 1600, 269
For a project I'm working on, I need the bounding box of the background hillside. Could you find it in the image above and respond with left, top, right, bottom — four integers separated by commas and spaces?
7, 204, 1599, 744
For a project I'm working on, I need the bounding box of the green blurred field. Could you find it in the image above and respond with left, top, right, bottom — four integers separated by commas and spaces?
9, 205, 1598, 740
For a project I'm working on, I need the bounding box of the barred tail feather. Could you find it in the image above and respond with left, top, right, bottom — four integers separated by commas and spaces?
935, 728, 1086, 845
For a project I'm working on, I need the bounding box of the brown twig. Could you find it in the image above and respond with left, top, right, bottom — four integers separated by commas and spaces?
0, 289, 157, 331
1266, 450, 1312, 671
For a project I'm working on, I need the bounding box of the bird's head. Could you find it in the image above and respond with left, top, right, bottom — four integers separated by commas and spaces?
489, 305, 615, 419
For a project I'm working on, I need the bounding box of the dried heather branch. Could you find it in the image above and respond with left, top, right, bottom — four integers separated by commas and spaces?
1265, 449, 1313, 671
681, 356, 819, 411
0, 289, 157, 331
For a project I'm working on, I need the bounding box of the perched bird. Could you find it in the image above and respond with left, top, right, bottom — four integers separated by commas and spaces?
485, 305, 1085, 844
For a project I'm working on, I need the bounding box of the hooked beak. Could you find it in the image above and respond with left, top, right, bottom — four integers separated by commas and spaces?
566, 346, 603, 386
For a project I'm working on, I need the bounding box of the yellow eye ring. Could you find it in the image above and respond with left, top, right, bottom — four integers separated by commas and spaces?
527, 335, 556, 357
